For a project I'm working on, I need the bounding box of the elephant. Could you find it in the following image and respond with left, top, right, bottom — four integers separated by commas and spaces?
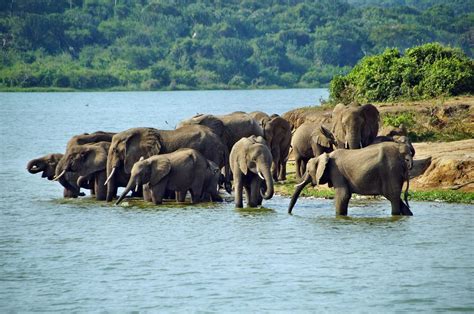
116, 149, 218, 205
288, 142, 414, 216
331, 103, 380, 149
106, 125, 230, 202
52, 131, 116, 197
200, 160, 223, 202
177, 111, 264, 152
372, 135, 416, 157
249, 111, 292, 181
26, 153, 86, 197
54, 141, 127, 201
230, 135, 274, 208
291, 122, 337, 180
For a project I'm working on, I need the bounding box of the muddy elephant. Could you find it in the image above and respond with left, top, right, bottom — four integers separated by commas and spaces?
291, 122, 337, 180
106, 125, 229, 202
53, 131, 115, 197
331, 103, 380, 149
230, 136, 274, 208
116, 149, 218, 205
288, 142, 413, 216
249, 111, 292, 181
177, 111, 264, 151
27, 153, 85, 197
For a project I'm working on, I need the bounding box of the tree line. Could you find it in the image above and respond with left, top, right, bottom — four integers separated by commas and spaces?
0, 0, 472, 90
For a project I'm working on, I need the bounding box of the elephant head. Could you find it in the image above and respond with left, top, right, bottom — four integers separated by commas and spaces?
116, 156, 171, 205
236, 136, 274, 200
105, 128, 162, 189
332, 103, 380, 149
59, 142, 110, 184
288, 154, 330, 213
27, 153, 63, 180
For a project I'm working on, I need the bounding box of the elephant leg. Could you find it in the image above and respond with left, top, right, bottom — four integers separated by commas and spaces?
295, 156, 302, 180
151, 183, 167, 205
300, 159, 307, 179
234, 178, 244, 208
63, 188, 79, 198
271, 147, 280, 182
248, 178, 261, 207
334, 187, 351, 216
95, 172, 107, 201
177, 191, 187, 202
106, 181, 117, 202
278, 160, 287, 181
143, 184, 152, 202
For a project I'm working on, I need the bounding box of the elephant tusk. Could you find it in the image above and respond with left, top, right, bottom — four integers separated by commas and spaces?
257, 171, 265, 180
53, 170, 66, 181
360, 141, 363, 148
104, 167, 116, 186
294, 180, 307, 188
345, 141, 348, 149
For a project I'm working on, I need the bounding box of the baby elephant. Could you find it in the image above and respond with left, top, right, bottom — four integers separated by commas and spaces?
288, 142, 413, 216
115, 149, 219, 205
230, 135, 274, 208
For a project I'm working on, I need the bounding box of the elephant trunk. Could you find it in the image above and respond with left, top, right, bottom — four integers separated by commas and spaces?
26, 159, 45, 174
258, 165, 274, 200
115, 180, 135, 205
288, 173, 311, 213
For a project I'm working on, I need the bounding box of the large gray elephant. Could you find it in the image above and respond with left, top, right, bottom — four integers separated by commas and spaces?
230, 136, 274, 208
27, 153, 86, 197
249, 111, 292, 181
54, 141, 127, 201
116, 149, 218, 205
288, 142, 413, 216
53, 131, 115, 197
106, 125, 229, 202
331, 103, 380, 149
291, 122, 337, 180
177, 111, 264, 151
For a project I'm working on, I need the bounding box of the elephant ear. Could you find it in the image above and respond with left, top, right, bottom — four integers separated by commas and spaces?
313, 126, 336, 148
331, 104, 347, 145
237, 151, 249, 175
150, 157, 171, 186
359, 104, 380, 145
315, 153, 330, 185
124, 129, 162, 173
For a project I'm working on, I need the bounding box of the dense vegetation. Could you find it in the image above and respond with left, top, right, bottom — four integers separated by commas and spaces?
0, 0, 472, 90
330, 43, 474, 102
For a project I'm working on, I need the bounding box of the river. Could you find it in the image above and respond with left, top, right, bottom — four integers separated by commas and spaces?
1, 89, 473, 312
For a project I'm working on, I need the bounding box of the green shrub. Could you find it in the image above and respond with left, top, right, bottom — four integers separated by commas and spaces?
382, 112, 415, 128
330, 43, 474, 103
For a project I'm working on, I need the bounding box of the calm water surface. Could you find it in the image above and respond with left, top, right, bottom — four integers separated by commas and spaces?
1, 89, 473, 312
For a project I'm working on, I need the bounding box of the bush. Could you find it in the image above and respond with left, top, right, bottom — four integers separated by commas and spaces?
330, 43, 474, 103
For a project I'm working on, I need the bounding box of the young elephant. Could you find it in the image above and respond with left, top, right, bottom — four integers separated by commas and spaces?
115, 149, 217, 205
230, 136, 274, 208
200, 160, 223, 202
291, 122, 337, 180
288, 142, 413, 216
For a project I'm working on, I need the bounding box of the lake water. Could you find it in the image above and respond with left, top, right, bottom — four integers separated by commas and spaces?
1, 89, 473, 312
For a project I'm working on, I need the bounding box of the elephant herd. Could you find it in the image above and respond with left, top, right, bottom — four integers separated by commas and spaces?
27, 105, 415, 216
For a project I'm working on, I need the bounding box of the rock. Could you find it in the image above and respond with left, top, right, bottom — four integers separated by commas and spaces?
411, 139, 474, 192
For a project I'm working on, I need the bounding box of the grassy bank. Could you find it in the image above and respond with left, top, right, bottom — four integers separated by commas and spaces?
274, 162, 474, 204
